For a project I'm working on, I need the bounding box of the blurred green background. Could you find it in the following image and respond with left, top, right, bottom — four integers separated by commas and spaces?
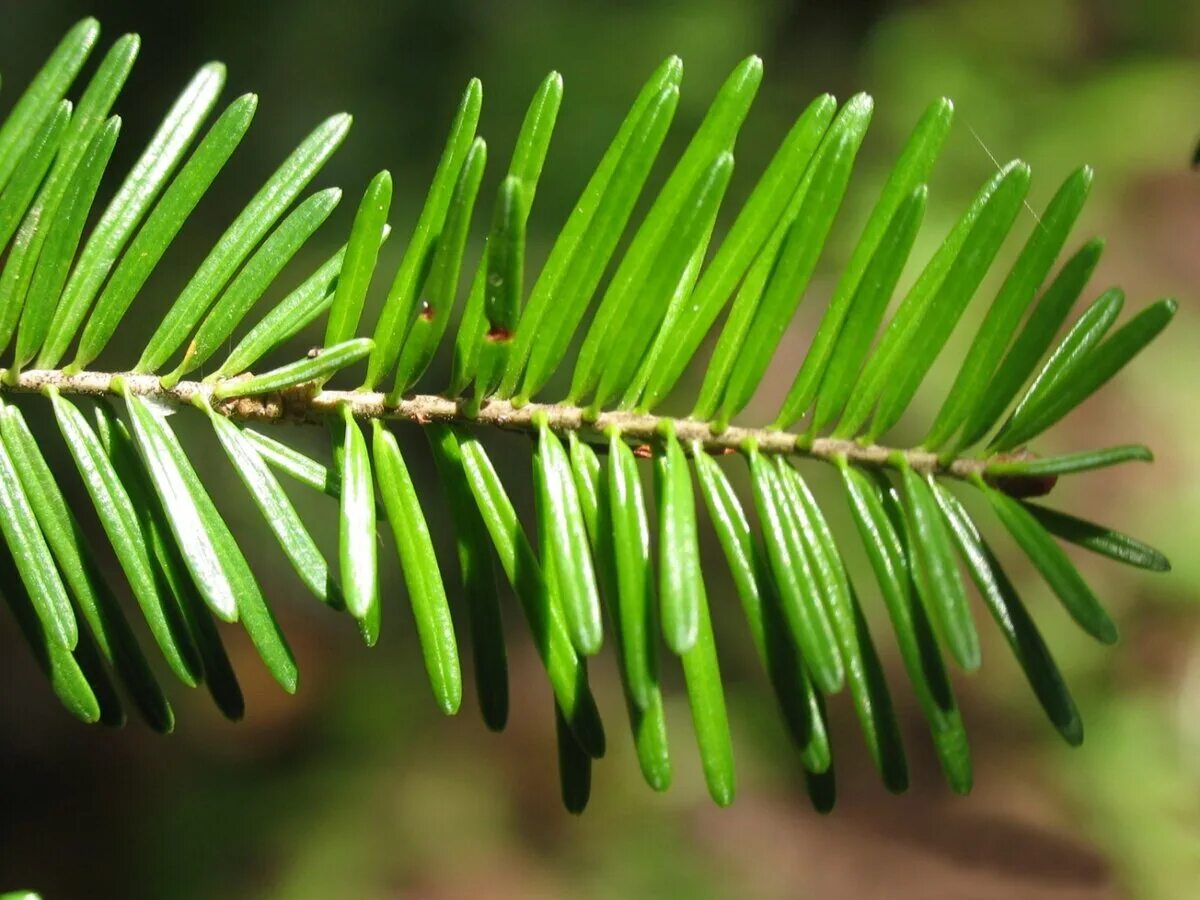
1, 0, 1197, 897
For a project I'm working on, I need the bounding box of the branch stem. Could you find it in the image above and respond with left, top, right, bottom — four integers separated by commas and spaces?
0, 367, 990, 479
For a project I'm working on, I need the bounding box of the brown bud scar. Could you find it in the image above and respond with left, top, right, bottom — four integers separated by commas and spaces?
988, 471, 1059, 499
986, 448, 1059, 498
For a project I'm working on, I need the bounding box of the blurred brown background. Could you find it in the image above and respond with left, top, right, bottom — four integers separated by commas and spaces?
0, 0, 1197, 897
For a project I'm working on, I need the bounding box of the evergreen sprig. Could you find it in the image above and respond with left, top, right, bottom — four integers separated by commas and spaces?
0, 18, 1176, 814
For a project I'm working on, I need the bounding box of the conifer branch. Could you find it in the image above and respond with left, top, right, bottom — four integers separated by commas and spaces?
0, 366, 996, 479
